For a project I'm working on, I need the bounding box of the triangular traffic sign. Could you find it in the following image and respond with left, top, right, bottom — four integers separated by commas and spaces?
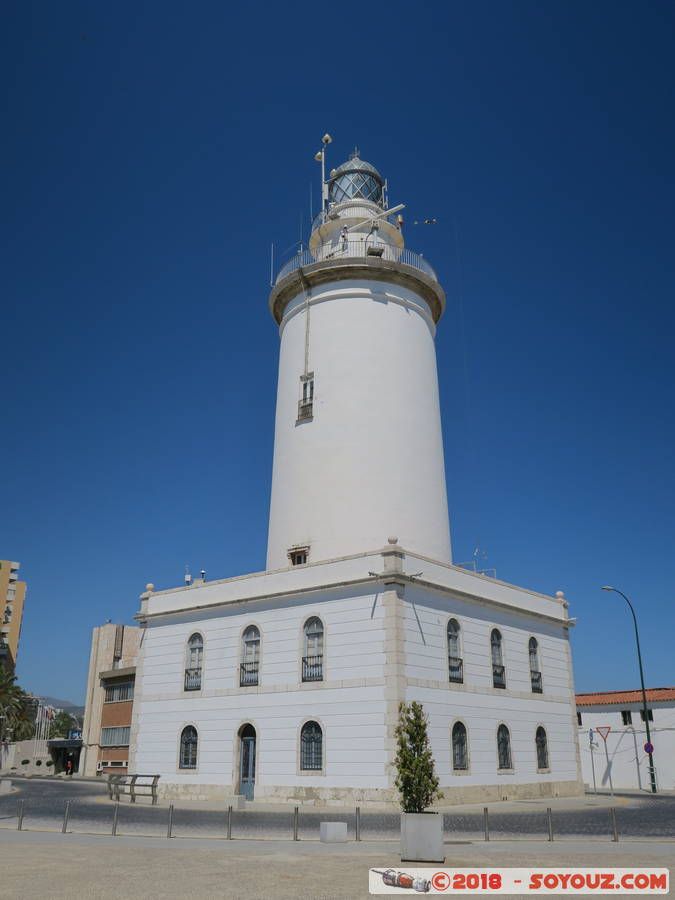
596, 726, 611, 741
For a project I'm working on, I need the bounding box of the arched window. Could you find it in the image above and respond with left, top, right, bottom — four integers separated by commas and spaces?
491, 629, 506, 688
529, 638, 542, 693
497, 724, 512, 770
179, 726, 198, 769
302, 617, 324, 682
300, 721, 323, 770
536, 726, 549, 770
452, 721, 468, 771
240, 626, 260, 686
447, 619, 463, 684
184, 633, 203, 691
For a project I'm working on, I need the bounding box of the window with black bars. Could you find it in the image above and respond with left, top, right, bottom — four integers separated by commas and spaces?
621, 710, 632, 725
180, 726, 198, 769
300, 721, 322, 770
497, 724, 512, 770
536, 726, 549, 770
452, 722, 468, 771
640, 709, 653, 722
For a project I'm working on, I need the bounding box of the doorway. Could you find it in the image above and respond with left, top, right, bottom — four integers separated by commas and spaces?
238, 724, 256, 800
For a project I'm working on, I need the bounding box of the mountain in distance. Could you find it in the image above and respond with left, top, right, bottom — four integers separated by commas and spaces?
39, 696, 85, 717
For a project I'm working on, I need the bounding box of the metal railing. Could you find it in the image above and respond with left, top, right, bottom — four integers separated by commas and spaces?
184, 668, 202, 691
275, 240, 437, 284
530, 670, 543, 693
297, 399, 313, 421
302, 655, 323, 682
240, 661, 259, 687
492, 664, 506, 689
448, 656, 464, 684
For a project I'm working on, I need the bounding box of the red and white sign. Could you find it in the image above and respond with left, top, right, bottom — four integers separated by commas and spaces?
595, 726, 611, 741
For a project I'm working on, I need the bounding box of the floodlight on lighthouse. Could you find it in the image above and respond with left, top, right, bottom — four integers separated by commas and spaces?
314, 151, 323, 162
322, 133, 332, 144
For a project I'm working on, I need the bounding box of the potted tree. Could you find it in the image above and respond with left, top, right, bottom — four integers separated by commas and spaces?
394, 701, 444, 862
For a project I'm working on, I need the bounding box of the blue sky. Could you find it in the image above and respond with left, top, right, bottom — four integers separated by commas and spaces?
2, 1, 673, 703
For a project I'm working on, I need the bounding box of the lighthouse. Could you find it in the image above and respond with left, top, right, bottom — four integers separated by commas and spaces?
267, 146, 452, 569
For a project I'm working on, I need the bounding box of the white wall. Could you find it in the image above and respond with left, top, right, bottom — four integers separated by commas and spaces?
266, 277, 452, 569
577, 703, 675, 791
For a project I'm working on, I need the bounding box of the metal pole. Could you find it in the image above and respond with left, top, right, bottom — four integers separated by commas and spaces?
546, 807, 553, 842
112, 802, 119, 836
62, 800, 71, 834
589, 730, 598, 794
17, 799, 24, 831
602, 587, 657, 793
602, 738, 614, 798
355, 806, 361, 842
227, 805, 232, 840
610, 807, 619, 842
483, 807, 489, 842
166, 804, 173, 839
293, 805, 299, 841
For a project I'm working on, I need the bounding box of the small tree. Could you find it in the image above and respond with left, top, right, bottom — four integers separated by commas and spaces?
393, 701, 443, 813
49, 711, 75, 739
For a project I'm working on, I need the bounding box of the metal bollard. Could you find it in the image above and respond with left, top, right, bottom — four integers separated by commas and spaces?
167, 804, 174, 839
17, 799, 25, 831
546, 807, 554, 842
293, 806, 299, 841
227, 805, 232, 840
62, 800, 71, 834
483, 807, 489, 842
112, 802, 119, 836
355, 806, 361, 842
610, 807, 619, 843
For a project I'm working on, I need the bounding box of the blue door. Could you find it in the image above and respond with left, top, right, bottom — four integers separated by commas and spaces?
240, 728, 256, 801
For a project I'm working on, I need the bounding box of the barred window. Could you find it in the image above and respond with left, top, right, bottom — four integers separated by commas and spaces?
300, 720, 323, 770
497, 724, 512, 770
187, 633, 203, 668
640, 709, 653, 722
621, 710, 632, 725
104, 681, 134, 702
536, 726, 549, 770
302, 618, 324, 682
180, 726, 198, 769
491, 629, 506, 688
240, 625, 260, 686
100, 726, 130, 746
452, 721, 468, 771
447, 619, 463, 684
529, 637, 542, 693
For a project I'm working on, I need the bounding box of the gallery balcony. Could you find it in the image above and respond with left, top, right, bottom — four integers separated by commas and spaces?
302, 655, 323, 682
275, 241, 437, 284
184, 667, 202, 691
492, 664, 506, 689
240, 661, 259, 687
530, 670, 543, 693
448, 656, 463, 684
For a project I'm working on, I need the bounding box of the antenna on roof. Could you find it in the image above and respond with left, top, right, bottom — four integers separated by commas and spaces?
184, 566, 192, 586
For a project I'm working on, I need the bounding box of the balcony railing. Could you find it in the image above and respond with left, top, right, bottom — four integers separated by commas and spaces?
184, 667, 202, 691
530, 670, 543, 693
302, 655, 323, 682
492, 664, 506, 689
297, 399, 313, 421
240, 661, 259, 687
275, 240, 437, 284
448, 656, 464, 684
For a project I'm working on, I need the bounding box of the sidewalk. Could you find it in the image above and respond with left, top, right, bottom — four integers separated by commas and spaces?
0, 829, 673, 900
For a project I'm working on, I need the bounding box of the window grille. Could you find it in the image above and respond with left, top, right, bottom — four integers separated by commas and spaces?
297, 374, 314, 421
577, 711, 582, 726
303, 618, 324, 681
300, 721, 323, 770
180, 726, 198, 769
185, 633, 203, 690
536, 726, 549, 770
100, 726, 130, 747
452, 721, 468, 771
104, 682, 134, 702
640, 709, 653, 722
240, 626, 260, 685
447, 619, 463, 684
491, 629, 505, 688
621, 710, 632, 725
497, 724, 512, 770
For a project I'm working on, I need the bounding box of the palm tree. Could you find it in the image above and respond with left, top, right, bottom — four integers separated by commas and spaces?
0, 669, 35, 742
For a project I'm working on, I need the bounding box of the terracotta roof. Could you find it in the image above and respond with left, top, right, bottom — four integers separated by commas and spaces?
576, 687, 675, 707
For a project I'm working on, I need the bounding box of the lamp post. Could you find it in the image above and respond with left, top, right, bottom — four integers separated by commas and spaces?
601, 586, 657, 793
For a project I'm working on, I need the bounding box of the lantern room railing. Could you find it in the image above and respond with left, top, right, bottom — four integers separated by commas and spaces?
275, 240, 437, 284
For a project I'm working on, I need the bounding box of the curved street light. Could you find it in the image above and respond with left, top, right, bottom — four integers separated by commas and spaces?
601, 586, 657, 793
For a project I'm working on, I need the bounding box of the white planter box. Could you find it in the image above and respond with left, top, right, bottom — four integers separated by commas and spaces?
400, 812, 444, 862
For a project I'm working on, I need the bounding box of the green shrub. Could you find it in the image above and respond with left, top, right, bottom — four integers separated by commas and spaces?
393, 701, 443, 814
46, 760, 54, 767
21, 759, 29, 765
35, 760, 42, 766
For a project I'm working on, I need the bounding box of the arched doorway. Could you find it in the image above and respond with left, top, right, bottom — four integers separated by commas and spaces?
238, 724, 256, 800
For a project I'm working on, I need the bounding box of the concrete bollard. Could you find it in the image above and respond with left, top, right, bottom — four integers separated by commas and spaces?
483, 807, 489, 841
62, 800, 71, 834
546, 807, 554, 842
355, 806, 361, 841
167, 804, 174, 839
293, 806, 299, 841
227, 805, 232, 840
320, 821, 348, 843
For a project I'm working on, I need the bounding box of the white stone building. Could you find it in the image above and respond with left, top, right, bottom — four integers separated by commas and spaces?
130, 149, 583, 805
576, 687, 675, 792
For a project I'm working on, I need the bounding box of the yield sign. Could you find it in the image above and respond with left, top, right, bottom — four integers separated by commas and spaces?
596, 726, 611, 741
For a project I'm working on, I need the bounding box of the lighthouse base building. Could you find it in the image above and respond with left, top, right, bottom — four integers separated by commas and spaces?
129, 149, 582, 805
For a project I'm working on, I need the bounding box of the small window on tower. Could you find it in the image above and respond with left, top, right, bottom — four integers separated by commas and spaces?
288, 546, 309, 566
297, 374, 314, 422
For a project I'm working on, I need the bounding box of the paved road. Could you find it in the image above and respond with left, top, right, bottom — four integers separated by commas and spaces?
1, 778, 674, 842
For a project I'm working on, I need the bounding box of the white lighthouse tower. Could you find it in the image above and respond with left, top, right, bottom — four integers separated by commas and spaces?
267, 146, 452, 569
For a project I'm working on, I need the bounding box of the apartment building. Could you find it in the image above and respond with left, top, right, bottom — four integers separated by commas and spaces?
0, 560, 26, 673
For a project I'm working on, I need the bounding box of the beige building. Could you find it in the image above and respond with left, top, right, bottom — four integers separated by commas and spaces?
1, 560, 26, 673
81, 623, 140, 776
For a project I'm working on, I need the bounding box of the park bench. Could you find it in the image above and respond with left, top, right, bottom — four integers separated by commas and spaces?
107, 773, 160, 805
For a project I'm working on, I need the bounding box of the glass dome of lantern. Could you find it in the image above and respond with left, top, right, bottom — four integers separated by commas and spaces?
328, 151, 384, 206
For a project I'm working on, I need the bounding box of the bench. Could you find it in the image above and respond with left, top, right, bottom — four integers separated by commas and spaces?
107, 774, 160, 805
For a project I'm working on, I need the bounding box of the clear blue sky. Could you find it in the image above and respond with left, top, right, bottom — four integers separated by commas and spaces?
2, 1, 673, 703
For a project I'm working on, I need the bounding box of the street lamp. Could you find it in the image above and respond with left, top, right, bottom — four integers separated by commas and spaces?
601, 586, 657, 793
